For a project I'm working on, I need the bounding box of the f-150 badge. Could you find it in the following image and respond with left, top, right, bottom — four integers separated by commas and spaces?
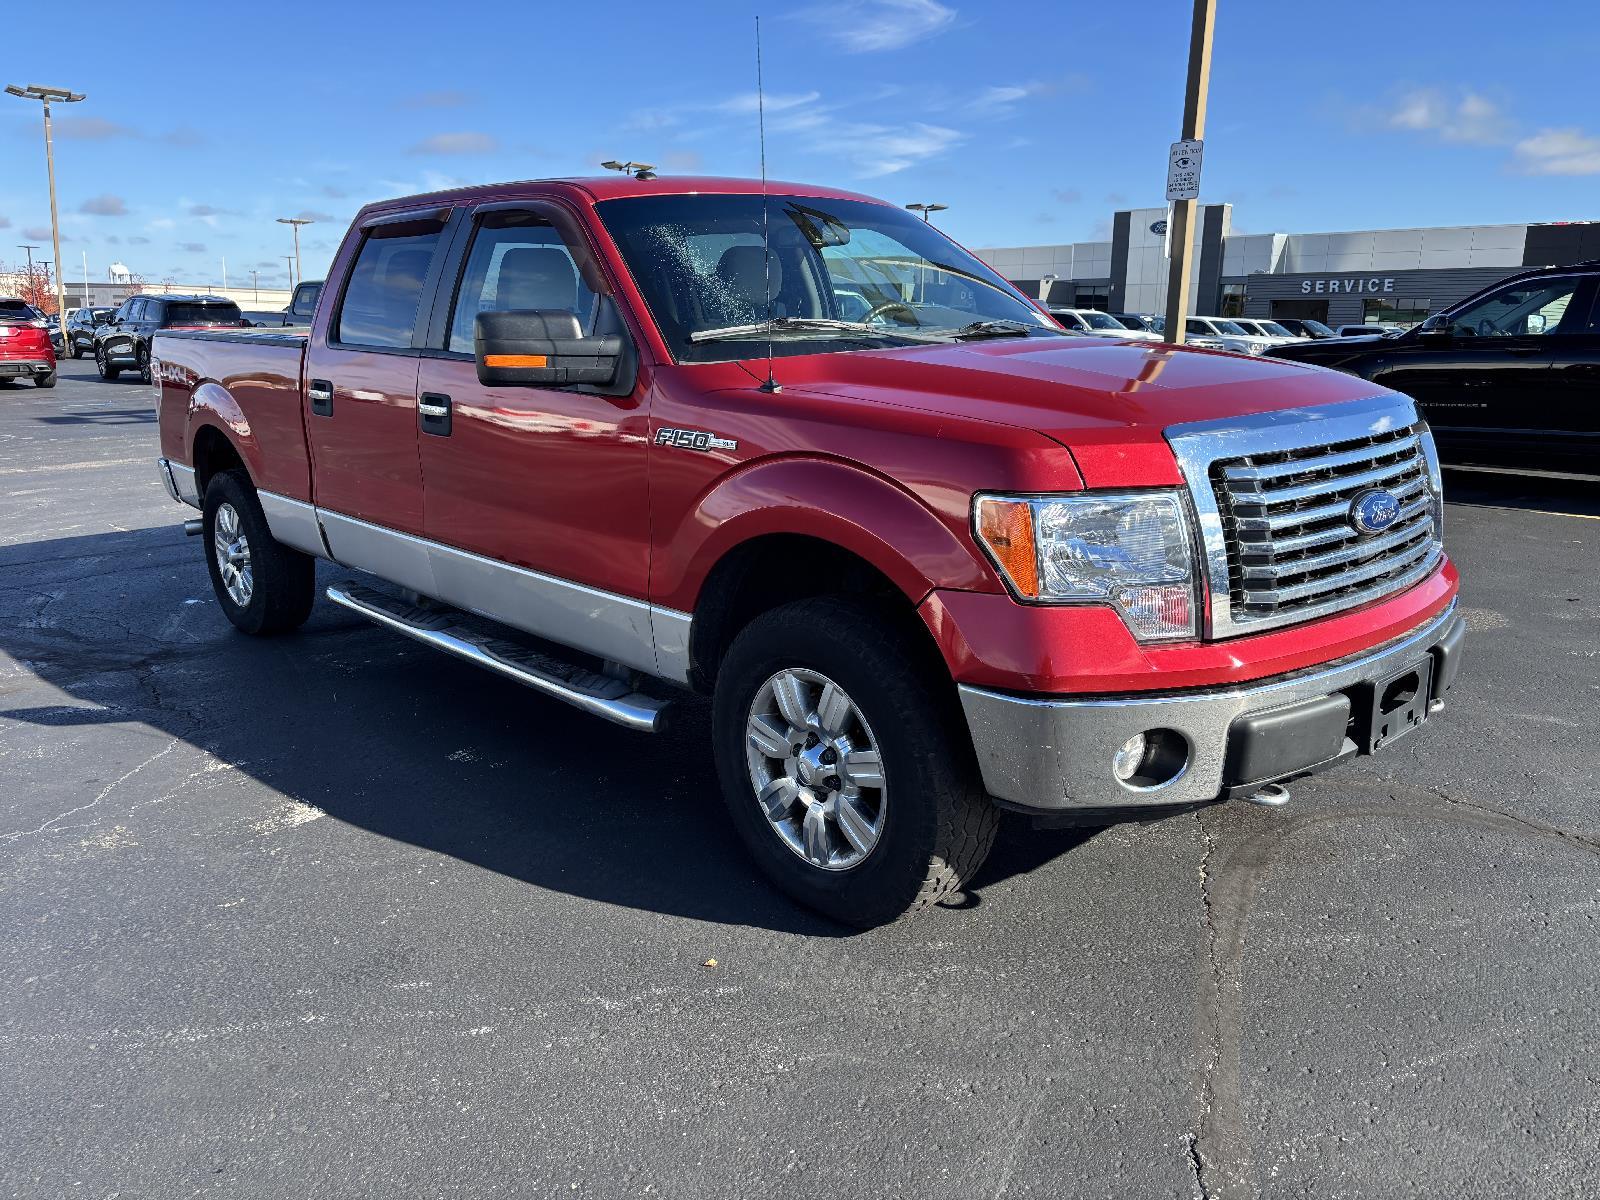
655, 427, 738, 452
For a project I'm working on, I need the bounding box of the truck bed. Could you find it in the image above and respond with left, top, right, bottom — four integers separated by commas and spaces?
154, 327, 314, 502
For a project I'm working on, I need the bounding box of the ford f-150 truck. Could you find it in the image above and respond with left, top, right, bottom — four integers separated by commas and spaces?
153, 175, 1465, 926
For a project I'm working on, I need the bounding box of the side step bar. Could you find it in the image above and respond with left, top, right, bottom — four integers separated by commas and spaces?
325, 582, 670, 733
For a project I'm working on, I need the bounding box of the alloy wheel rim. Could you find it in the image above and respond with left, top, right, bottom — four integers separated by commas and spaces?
744, 667, 887, 871
213, 502, 253, 607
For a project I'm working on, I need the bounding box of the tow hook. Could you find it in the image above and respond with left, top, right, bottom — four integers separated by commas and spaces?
183, 518, 203, 537
1242, 783, 1290, 807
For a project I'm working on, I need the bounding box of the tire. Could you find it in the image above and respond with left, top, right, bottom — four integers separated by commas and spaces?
71, 341, 85, 359
202, 469, 316, 636
136, 346, 152, 385
95, 344, 120, 380
34, 371, 56, 389
712, 596, 999, 927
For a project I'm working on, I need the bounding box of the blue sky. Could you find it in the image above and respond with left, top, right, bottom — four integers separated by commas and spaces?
2, 0, 1595, 292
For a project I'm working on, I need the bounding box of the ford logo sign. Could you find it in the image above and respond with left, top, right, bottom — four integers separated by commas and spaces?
1349, 488, 1401, 535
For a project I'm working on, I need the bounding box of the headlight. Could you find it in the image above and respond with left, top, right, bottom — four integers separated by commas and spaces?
974, 491, 1198, 641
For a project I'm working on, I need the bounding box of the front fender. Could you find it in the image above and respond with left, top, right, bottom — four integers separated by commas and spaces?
653, 455, 999, 614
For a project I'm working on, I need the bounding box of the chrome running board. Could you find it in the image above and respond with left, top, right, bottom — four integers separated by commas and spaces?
325, 582, 670, 733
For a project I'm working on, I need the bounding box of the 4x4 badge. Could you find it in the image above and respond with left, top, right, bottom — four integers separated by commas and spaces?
655, 427, 738, 452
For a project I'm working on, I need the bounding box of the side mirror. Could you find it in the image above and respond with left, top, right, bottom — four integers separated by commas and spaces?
474, 310, 622, 388
1416, 326, 1452, 343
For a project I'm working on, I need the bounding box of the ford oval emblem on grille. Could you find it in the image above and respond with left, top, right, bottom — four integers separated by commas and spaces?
1349, 487, 1401, 535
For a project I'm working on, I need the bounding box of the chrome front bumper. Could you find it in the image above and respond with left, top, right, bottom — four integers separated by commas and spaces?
959, 602, 1464, 812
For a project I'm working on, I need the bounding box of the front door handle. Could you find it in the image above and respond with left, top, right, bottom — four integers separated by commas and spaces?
419, 392, 452, 436
309, 378, 334, 417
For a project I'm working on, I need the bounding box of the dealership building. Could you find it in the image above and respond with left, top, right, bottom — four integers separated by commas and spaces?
976, 207, 1600, 328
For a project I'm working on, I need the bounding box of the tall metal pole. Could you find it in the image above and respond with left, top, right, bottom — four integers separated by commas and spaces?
284, 256, 296, 290
1161, 0, 1216, 348
41, 99, 68, 323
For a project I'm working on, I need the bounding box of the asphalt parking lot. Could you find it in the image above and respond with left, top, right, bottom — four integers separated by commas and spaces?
2, 361, 1597, 1200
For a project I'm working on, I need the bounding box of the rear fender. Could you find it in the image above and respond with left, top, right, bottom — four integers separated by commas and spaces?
654, 456, 998, 613
188, 382, 264, 486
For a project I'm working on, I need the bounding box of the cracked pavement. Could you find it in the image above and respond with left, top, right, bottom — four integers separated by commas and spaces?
2, 361, 1598, 1198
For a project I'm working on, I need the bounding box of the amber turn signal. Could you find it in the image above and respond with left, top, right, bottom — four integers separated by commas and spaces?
484, 354, 549, 368
974, 497, 1040, 599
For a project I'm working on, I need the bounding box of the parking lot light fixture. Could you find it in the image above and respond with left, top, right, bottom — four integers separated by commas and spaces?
600, 160, 658, 181
6, 83, 85, 323
276, 218, 313, 290
905, 202, 948, 224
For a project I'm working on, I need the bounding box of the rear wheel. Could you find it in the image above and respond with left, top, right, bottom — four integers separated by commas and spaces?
34, 371, 56, 389
95, 344, 120, 380
712, 596, 998, 927
202, 469, 316, 635
70, 340, 85, 359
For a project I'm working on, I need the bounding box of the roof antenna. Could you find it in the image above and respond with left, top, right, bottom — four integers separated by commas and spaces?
755, 14, 780, 393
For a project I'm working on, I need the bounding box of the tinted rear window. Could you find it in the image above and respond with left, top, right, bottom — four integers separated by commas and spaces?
0, 299, 35, 321
166, 302, 241, 325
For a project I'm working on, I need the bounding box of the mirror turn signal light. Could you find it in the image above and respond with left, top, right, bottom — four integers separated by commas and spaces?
483, 354, 549, 368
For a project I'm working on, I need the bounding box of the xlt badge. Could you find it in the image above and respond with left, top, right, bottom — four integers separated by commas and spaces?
655, 427, 738, 452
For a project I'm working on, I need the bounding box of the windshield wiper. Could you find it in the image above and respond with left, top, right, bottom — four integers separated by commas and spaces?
687, 317, 946, 344
951, 320, 1035, 340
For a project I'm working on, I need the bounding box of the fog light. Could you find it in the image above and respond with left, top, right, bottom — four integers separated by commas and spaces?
1112, 733, 1147, 782
1112, 728, 1189, 790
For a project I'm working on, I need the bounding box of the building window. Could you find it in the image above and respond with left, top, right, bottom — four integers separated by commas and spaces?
1074, 291, 1109, 312
1219, 283, 1246, 318
1362, 298, 1430, 328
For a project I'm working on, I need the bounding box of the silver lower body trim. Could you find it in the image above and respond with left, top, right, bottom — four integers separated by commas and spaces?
158, 458, 201, 508
959, 601, 1461, 812
257, 492, 329, 559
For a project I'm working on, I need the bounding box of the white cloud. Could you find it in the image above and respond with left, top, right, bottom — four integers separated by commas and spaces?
716, 91, 822, 115
1513, 127, 1600, 175
1387, 88, 1512, 145
801, 0, 956, 53
408, 131, 499, 155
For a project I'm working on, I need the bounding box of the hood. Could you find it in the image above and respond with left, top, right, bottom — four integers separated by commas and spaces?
751, 337, 1386, 487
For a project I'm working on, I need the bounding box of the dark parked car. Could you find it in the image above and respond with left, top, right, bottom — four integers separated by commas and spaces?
64, 307, 114, 357
1273, 317, 1337, 340
94, 294, 246, 382
243, 280, 323, 328
1269, 261, 1600, 474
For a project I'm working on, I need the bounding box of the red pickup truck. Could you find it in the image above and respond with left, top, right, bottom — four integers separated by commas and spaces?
153, 175, 1464, 925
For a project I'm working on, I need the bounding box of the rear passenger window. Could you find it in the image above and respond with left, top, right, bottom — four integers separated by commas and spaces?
335, 220, 445, 349
445, 211, 598, 354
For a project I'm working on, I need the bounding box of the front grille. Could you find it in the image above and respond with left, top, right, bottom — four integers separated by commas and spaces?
1209, 424, 1441, 629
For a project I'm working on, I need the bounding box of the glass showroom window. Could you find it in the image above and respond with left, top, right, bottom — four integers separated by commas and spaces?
1219, 283, 1246, 318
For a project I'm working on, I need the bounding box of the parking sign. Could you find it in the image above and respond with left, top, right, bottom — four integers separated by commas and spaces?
1166, 139, 1203, 201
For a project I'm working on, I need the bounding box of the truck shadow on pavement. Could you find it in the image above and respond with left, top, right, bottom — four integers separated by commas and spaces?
0, 526, 1092, 936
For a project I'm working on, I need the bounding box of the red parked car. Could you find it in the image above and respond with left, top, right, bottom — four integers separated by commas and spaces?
151, 175, 1465, 925
0, 297, 58, 388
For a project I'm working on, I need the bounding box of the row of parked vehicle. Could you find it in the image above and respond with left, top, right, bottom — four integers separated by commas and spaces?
1046, 307, 1398, 353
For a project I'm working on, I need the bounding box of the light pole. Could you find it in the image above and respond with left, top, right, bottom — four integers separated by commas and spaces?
904, 202, 948, 223
251, 270, 259, 304
276, 217, 313, 289
284, 256, 296, 290
6, 84, 85, 323
1160, 0, 1216, 347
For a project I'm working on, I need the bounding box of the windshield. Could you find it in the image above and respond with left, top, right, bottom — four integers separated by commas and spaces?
1300, 319, 1334, 337
1080, 311, 1124, 330
1210, 319, 1249, 336
596, 193, 1060, 363
1110, 314, 1146, 330
1254, 321, 1294, 337
165, 302, 241, 326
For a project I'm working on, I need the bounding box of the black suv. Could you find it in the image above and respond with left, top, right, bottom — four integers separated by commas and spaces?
1270, 261, 1600, 475
64, 307, 113, 358
94, 294, 244, 382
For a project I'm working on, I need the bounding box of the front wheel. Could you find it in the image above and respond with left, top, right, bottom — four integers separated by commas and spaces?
94, 345, 120, 380
202, 470, 316, 635
712, 596, 998, 927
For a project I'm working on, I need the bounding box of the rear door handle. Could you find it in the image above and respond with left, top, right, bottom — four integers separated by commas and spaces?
418, 392, 452, 436
309, 378, 334, 417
